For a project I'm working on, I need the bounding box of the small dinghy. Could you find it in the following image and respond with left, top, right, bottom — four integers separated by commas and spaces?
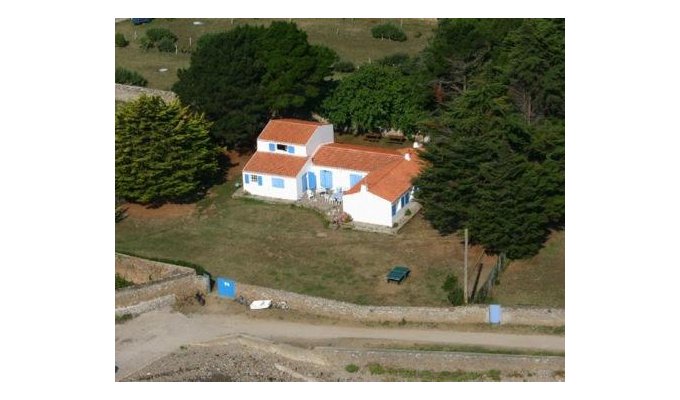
249, 300, 272, 310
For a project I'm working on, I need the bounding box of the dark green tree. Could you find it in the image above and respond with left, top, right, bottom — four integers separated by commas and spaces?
115, 67, 147, 87
442, 274, 465, 305
322, 64, 426, 136
115, 33, 129, 47
371, 23, 407, 42
414, 84, 563, 259
115, 95, 219, 204
173, 22, 337, 148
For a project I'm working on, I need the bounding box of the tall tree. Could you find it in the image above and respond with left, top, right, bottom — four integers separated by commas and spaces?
115, 95, 219, 204
173, 22, 337, 148
414, 84, 563, 259
322, 64, 426, 136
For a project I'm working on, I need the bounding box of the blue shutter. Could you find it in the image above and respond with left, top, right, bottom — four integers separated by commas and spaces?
287, 146, 295, 154
301, 173, 308, 191
272, 178, 284, 188
320, 170, 333, 189
349, 174, 362, 188
244, 174, 250, 184
392, 203, 397, 216
258, 176, 263, 186
405, 192, 410, 204
268, 143, 276, 152
308, 172, 317, 190
400, 196, 405, 207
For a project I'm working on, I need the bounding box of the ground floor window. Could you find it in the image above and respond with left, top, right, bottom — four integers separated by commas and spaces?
272, 177, 285, 188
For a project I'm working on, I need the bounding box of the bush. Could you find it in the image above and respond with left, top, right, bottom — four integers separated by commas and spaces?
145, 28, 177, 44
115, 33, 129, 47
442, 274, 465, 305
115, 67, 148, 86
139, 36, 154, 50
371, 23, 407, 42
378, 53, 410, 67
157, 37, 176, 53
333, 60, 355, 73
405, 209, 412, 216
414, 31, 422, 38
345, 364, 359, 373
115, 273, 134, 289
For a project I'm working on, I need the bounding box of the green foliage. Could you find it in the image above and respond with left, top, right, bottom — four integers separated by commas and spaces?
345, 364, 359, 373
371, 23, 407, 42
115, 33, 129, 47
173, 22, 337, 147
157, 37, 176, 53
333, 60, 355, 73
115, 313, 134, 324
442, 274, 465, 305
115, 273, 134, 289
322, 64, 425, 135
115, 67, 148, 87
145, 28, 178, 44
139, 36, 153, 50
367, 363, 386, 375
115, 95, 220, 204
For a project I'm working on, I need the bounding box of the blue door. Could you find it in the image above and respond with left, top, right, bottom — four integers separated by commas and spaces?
320, 170, 333, 189
301, 172, 308, 192
216, 277, 236, 299
308, 172, 317, 190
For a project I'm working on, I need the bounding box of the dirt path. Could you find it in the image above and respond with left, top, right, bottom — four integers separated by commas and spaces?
115, 310, 564, 381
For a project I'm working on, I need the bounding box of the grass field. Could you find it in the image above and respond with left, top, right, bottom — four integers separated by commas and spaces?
116, 170, 565, 307
115, 18, 437, 90
492, 231, 565, 308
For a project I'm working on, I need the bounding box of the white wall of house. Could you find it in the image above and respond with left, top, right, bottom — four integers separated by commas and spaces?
256, 139, 307, 157
305, 125, 334, 156
242, 171, 299, 201
343, 186, 393, 227
308, 165, 367, 192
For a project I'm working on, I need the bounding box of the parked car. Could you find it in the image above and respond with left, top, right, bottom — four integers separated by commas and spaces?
386, 266, 410, 284
131, 18, 153, 25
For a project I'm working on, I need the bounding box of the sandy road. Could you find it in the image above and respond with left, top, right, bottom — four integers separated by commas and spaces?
115, 310, 564, 381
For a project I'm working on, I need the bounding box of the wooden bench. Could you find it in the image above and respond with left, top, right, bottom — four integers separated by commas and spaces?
364, 133, 381, 143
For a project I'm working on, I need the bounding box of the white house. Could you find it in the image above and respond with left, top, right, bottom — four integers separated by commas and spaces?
242, 119, 423, 227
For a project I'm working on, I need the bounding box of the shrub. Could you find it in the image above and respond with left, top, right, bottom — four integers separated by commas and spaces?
378, 53, 410, 67
345, 364, 359, 373
405, 209, 412, 216
442, 274, 465, 306
139, 35, 153, 50
333, 60, 355, 73
371, 23, 407, 42
115, 273, 134, 289
115, 67, 148, 87
414, 31, 422, 38
157, 37, 176, 53
367, 363, 385, 375
145, 28, 177, 43
115, 33, 129, 47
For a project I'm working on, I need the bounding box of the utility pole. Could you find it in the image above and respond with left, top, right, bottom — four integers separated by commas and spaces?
464, 228, 468, 304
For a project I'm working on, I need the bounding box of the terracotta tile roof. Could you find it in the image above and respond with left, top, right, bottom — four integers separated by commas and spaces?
242, 152, 308, 177
312, 143, 403, 172
258, 119, 325, 145
345, 150, 424, 202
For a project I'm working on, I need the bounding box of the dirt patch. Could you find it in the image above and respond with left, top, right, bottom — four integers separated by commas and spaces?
224, 150, 252, 181
122, 202, 196, 220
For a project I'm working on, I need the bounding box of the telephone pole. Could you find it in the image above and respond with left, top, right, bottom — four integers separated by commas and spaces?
464, 228, 468, 304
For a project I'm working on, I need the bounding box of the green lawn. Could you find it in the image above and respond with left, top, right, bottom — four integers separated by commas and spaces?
492, 231, 565, 308
115, 18, 437, 90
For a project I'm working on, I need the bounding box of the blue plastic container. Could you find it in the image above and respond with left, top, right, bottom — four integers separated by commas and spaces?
216, 277, 236, 299
489, 304, 502, 324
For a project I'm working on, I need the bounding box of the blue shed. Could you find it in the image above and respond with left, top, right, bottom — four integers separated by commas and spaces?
489, 304, 502, 324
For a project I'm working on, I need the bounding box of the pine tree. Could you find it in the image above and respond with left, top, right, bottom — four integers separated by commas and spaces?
115, 95, 219, 204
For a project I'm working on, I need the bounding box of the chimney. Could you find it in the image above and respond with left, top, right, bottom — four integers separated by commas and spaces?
404, 152, 411, 161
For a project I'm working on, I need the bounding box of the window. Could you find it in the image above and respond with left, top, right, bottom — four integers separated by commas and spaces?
272, 177, 285, 188
392, 203, 397, 216
250, 174, 259, 183
276, 143, 287, 151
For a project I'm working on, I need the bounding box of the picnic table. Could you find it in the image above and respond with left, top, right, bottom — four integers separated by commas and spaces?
364, 133, 381, 143
386, 266, 411, 284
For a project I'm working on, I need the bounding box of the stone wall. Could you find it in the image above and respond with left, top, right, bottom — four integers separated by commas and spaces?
115, 84, 177, 103
115, 253, 209, 308
115, 294, 176, 317
236, 282, 564, 327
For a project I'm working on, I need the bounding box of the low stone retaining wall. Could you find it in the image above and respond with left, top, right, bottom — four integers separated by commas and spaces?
115, 253, 209, 309
236, 282, 564, 327
115, 84, 177, 103
115, 294, 176, 317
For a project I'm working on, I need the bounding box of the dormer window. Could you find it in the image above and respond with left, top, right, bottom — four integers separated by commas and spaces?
268, 142, 296, 154
276, 144, 287, 151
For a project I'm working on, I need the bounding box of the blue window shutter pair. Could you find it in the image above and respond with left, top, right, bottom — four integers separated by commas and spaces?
287, 146, 295, 154
258, 176, 263, 186
268, 143, 276, 152
244, 174, 250, 184
272, 178, 285, 188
